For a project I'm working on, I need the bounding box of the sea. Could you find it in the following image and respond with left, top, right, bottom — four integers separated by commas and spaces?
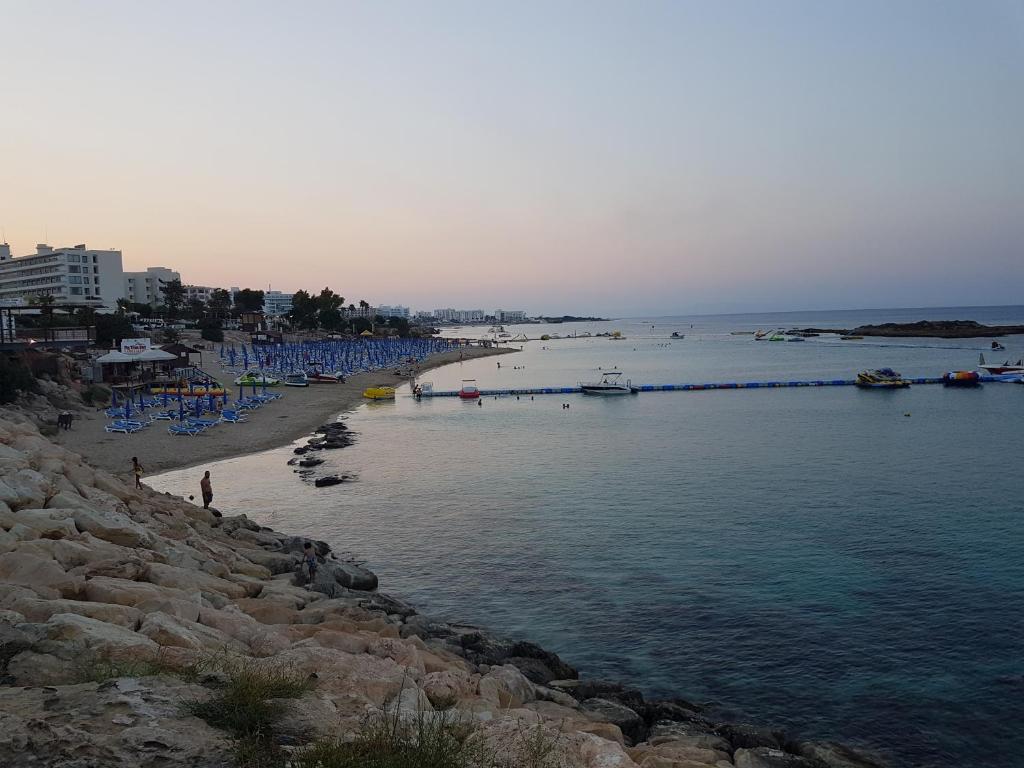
150, 305, 1024, 768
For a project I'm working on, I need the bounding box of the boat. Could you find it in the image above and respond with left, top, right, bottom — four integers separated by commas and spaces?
977, 353, 1024, 375
363, 386, 395, 400
283, 372, 309, 387
412, 382, 433, 399
991, 341, 1006, 351
942, 371, 981, 387
855, 369, 910, 388
671, 332, 685, 338
498, 332, 512, 338
768, 333, 785, 342
785, 336, 806, 342
731, 331, 756, 335
305, 364, 345, 382
234, 372, 279, 386
840, 335, 864, 341
754, 329, 772, 340
579, 370, 634, 395
458, 380, 480, 399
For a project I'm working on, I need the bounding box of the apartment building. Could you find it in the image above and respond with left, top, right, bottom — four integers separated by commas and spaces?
263, 290, 293, 316
123, 267, 180, 306
0, 243, 125, 307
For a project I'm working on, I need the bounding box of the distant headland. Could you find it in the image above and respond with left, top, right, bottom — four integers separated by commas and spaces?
792, 319, 1024, 338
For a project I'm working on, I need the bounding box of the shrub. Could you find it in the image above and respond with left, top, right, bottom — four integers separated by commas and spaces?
185, 659, 311, 740
0, 355, 38, 404
200, 318, 224, 342
81, 383, 111, 407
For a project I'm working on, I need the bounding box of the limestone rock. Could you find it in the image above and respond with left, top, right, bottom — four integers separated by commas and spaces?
9, 596, 141, 628
9, 509, 77, 539
734, 747, 817, 768
84, 576, 195, 607
0, 551, 82, 599
581, 698, 647, 746
478, 664, 536, 709
138, 611, 244, 652
144, 562, 247, 599
421, 669, 479, 708
71, 505, 154, 548
792, 741, 888, 768
35, 612, 159, 662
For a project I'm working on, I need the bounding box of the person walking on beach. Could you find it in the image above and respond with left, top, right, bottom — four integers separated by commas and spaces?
131, 457, 144, 489
200, 471, 213, 509
303, 542, 318, 587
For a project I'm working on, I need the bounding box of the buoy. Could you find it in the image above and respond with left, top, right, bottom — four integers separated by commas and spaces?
904, 413, 911, 417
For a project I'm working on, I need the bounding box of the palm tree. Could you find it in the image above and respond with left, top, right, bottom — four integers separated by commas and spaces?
30, 293, 57, 331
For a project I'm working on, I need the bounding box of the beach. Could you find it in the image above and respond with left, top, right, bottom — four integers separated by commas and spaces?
54, 343, 513, 479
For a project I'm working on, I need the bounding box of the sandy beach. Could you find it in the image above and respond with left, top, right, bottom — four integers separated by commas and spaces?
54, 344, 513, 480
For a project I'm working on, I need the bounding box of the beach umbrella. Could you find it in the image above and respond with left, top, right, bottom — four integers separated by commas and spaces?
238, 384, 244, 403
177, 392, 184, 421
162, 391, 168, 407
125, 397, 132, 419
208, 392, 215, 411
194, 398, 202, 418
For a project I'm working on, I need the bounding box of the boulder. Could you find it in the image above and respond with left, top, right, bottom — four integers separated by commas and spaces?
0, 551, 81, 599
648, 720, 731, 753
84, 576, 195, 607
792, 741, 888, 768
421, 669, 480, 708
138, 611, 244, 652
734, 747, 817, 768
70, 506, 154, 548
313, 559, 378, 592
581, 698, 647, 746
717, 722, 784, 750
35, 612, 159, 661
9, 596, 141, 628
9, 509, 77, 539
143, 562, 248, 600
136, 597, 201, 623
477, 664, 536, 709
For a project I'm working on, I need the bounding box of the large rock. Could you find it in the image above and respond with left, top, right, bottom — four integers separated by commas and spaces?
734, 747, 818, 768
70, 505, 154, 548
35, 612, 159, 662
792, 741, 888, 768
84, 576, 195, 607
314, 558, 378, 592
0, 677, 235, 766
138, 611, 245, 652
9, 509, 77, 539
0, 551, 81, 599
581, 698, 648, 746
8, 596, 141, 628
477, 664, 536, 709
143, 562, 247, 600
717, 722, 784, 750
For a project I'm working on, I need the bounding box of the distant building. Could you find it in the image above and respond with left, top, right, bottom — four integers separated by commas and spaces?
433, 308, 485, 323
124, 266, 180, 307
263, 290, 293, 317
0, 243, 125, 308
183, 284, 219, 303
377, 304, 410, 319
494, 309, 527, 323
343, 305, 375, 319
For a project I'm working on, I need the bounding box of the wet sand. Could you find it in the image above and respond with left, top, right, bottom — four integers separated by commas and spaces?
55, 345, 513, 481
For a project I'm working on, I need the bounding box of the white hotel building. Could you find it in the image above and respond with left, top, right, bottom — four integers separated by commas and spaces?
123, 267, 180, 307
0, 243, 126, 307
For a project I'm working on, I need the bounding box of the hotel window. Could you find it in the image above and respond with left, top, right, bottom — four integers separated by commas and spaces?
69, 276, 82, 284
69, 265, 81, 273
70, 287, 82, 295
66, 255, 80, 263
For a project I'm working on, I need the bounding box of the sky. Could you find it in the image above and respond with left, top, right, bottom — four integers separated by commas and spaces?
1, 1, 1022, 316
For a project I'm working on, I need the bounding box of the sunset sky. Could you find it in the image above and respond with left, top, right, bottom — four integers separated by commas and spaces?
1, 1, 1021, 316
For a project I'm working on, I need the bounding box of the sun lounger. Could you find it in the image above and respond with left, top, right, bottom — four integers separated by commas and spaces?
168, 424, 203, 436
220, 410, 248, 423
104, 421, 145, 434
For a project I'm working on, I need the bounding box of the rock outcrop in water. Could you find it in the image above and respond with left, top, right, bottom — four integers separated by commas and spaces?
791, 320, 1024, 338
0, 409, 888, 767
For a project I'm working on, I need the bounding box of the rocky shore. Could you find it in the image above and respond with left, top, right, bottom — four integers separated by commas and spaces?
0, 407, 888, 767
791, 319, 1024, 339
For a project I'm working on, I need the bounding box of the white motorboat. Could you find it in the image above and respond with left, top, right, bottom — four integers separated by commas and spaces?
580, 370, 634, 395
978, 353, 1024, 376
284, 372, 309, 387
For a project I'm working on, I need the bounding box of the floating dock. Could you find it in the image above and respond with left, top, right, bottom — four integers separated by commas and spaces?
414, 376, 992, 397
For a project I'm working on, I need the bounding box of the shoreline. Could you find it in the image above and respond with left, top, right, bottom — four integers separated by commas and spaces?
54, 344, 515, 478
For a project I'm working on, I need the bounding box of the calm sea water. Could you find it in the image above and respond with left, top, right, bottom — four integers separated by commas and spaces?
151, 306, 1024, 768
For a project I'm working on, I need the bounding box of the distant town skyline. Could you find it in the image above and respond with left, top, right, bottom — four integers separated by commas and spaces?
1, 2, 1021, 317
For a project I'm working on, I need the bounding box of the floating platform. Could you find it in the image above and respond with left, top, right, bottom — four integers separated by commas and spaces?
415, 376, 1004, 397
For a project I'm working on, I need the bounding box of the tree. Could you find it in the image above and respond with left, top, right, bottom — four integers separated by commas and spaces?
115, 298, 132, 315
130, 302, 153, 316
233, 289, 265, 313
95, 313, 134, 349
186, 298, 206, 321
207, 289, 231, 319
0, 355, 37, 404
159, 279, 186, 320
199, 318, 224, 342
30, 293, 56, 329
359, 299, 370, 310
288, 290, 319, 330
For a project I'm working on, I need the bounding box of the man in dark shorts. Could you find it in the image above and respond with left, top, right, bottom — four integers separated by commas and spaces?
200, 471, 213, 509
303, 542, 318, 588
